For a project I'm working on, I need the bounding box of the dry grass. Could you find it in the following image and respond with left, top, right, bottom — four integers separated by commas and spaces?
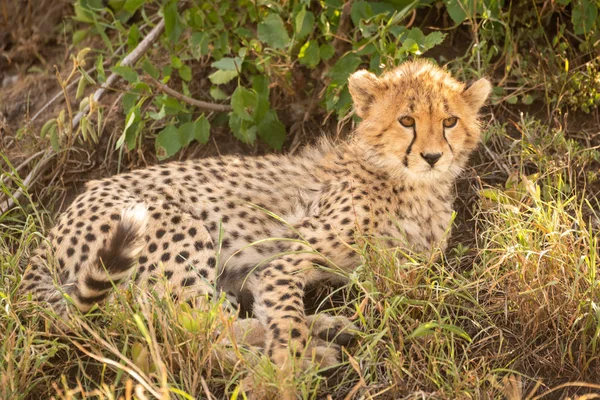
2, 114, 600, 398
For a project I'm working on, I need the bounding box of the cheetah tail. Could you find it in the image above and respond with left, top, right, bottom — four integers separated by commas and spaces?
20, 204, 148, 318
69, 203, 149, 312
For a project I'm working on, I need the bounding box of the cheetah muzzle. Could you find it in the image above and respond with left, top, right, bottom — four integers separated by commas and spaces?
20, 60, 491, 372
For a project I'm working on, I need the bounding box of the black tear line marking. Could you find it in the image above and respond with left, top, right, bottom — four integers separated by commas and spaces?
443, 128, 454, 155
403, 124, 417, 167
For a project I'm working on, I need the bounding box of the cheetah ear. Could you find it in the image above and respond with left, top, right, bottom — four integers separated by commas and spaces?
462, 78, 492, 111
348, 70, 385, 118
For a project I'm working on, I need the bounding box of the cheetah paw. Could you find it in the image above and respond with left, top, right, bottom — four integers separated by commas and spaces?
301, 313, 359, 370
307, 313, 359, 347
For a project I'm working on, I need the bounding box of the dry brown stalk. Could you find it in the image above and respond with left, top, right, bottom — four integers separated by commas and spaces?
143, 74, 233, 113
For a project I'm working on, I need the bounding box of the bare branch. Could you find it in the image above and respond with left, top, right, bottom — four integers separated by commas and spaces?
144, 75, 233, 113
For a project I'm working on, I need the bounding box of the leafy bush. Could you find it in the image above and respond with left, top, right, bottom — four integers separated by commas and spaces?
54, 0, 599, 161
64, 0, 451, 159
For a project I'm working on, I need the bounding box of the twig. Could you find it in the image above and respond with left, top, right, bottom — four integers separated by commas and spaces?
29, 65, 98, 124
144, 75, 233, 112
0, 18, 166, 215
72, 18, 166, 130
482, 143, 511, 176
405, 9, 417, 29
332, 0, 354, 56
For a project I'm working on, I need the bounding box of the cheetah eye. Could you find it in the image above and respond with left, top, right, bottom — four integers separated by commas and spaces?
443, 117, 458, 128
398, 116, 415, 128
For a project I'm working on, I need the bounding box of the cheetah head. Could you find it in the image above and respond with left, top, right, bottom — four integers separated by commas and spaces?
348, 60, 491, 181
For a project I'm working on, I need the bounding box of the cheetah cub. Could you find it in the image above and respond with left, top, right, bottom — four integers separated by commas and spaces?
20, 60, 491, 369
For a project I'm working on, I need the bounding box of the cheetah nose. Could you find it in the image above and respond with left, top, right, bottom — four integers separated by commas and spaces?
420, 152, 442, 166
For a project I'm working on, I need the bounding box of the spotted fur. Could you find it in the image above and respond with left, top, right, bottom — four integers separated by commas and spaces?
20, 60, 491, 368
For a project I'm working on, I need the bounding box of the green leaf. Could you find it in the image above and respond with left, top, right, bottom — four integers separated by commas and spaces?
257, 13, 290, 50
208, 69, 238, 85
194, 115, 210, 144
328, 53, 362, 86
423, 31, 447, 50
170, 55, 182, 69
399, 28, 447, 56
160, 96, 186, 115
122, 92, 138, 115
162, 65, 172, 80
506, 95, 518, 104
127, 23, 139, 49
319, 44, 335, 61
50, 126, 60, 152
76, 77, 87, 100
116, 100, 143, 150
479, 188, 500, 202
231, 86, 258, 121
398, 38, 419, 55
295, 8, 315, 41
229, 113, 257, 144
443, 0, 481, 25
73, 3, 94, 23
211, 57, 243, 72
210, 87, 228, 100
80, 114, 88, 142
121, 105, 142, 150
444, 0, 467, 24
80, 68, 96, 85
148, 105, 166, 120
258, 110, 286, 150
178, 122, 195, 146
96, 54, 106, 83
521, 94, 534, 105
407, 321, 438, 340
142, 58, 159, 79
439, 323, 472, 342
40, 119, 57, 139
155, 125, 181, 160
252, 75, 270, 121
350, 1, 374, 27
124, 0, 145, 13
178, 65, 192, 82
190, 32, 209, 59
335, 85, 353, 118
572, 0, 598, 35
111, 65, 139, 83
72, 29, 88, 45
298, 40, 320, 68
406, 321, 471, 342
164, 0, 183, 43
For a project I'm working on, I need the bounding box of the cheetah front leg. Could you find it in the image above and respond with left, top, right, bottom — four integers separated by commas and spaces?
249, 256, 314, 369
249, 256, 359, 372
